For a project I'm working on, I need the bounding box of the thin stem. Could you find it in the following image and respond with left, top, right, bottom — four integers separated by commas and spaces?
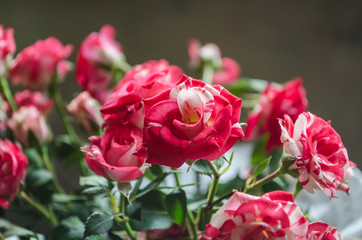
41, 145, 65, 194
205, 161, 220, 208
173, 172, 198, 240
108, 190, 119, 213
0, 76, 17, 111
244, 167, 282, 193
49, 75, 80, 145
118, 60, 132, 73
20, 191, 58, 226
120, 194, 137, 240
202, 64, 214, 85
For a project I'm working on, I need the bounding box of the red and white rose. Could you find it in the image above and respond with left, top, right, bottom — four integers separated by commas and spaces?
279, 112, 355, 198
0, 139, 28, 209
82, 124, 150, 182
245, 78, 308, 152
141, 75, 244, 168
10, 37, 72, 90
307, 222, 342, 240
76, 25, 124, 103
201, 191, 308, 240
0, 25, 16, 76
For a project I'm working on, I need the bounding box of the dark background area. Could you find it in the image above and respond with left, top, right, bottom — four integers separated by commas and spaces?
1, 1, 362, 169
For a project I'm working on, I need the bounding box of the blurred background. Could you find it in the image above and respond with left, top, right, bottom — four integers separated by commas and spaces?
1, 0, 362, 171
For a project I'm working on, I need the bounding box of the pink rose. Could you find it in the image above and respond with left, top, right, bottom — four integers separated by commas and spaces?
245, 78, 308, 152
279, 112, 355, 198
7, 106, 51, 147
14, 90, 53, 115
307, 222, 342, 240
142, 75, 244, 168
188, 38, 201, 68
188, 39, 222, 69
102, 59, 183, 129
212, 57, 241, 85
0, 25, 16, 76
10, 37, 72, 90
82, 124, 150, 182
201, 191, 308, 240
0, 139, 28, 209
67, 91, 103, 132
76, 25, 124, 103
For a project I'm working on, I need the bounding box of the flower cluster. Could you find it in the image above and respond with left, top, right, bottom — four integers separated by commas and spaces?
0, 24, 357, 240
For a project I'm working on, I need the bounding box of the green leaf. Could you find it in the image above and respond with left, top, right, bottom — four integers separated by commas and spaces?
130, 176, 144, 199
24, 148, 43, 168
130, 190, 173, 231
50, 216, 85, 240
251, 135, 268, 166
133, 172, 171, 199
165, 189, 187, 229
84, 213, 114, 237
225, 77, 269, 96
0, 218, 37, 238
250, 156, 271, 180
26, 169, 52, 188
80, 175, 108, 195
191, 159, 213, 176
52, 194, 87, 203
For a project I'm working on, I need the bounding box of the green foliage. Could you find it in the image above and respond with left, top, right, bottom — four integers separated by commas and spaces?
84, 213, 114, 237
79, 175, 108, 195
130, 190, 173, 231
191, 159, 213, 176
251, 156, 271, 181
0, 218, 38, 239
165, 189, 187, 229
50, 216, 85, 240
225, 77, 269, 96
132, 172, 171, 199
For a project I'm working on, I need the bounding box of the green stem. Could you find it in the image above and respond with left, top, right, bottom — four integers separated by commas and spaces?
20, 191, 58, 226
0, 76, 17, 111
41, 145, 65, 194
173, 172, 198, 240
108, 190, 119, 213
202, 64, 214, 85
49, 75, 80, 145
120, 194, 137, 240
244, 167, 283, 193
205, 161, 220, 208
118, 60, 132, 73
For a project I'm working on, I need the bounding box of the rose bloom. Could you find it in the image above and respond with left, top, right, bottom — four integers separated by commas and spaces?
188, 38, 222, 69
212, 57, 241, 86
7, 106, 51, 147
245, 78, 308, 153
201, 191, 308, 240
14, 90, 53, 115
67, 91, 102, 132
0, 139, 28, 209
0, 25, 16, 76
10, 37, 72, 90
82, 124, 150, 182
307, 222, 342, 240
76, 25, 124, 103
279, 112, 355, 198
141, 75, 244, 168
101, 59, 183, 129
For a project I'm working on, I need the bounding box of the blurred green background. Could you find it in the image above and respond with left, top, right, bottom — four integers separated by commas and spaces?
1, 0, 362, 169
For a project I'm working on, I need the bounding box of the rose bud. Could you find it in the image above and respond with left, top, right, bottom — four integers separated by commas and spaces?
279, 112, 355, 198
82, 124, 150, 182
0, 139, 28, 209
212, 57, 241, 85
141, 75, 244, 168
76, 25, 124, 103
10, 37, 72, 90
201, 191, 308, 240
0, 25, 16, 76
245, 78, 308, 152
67, 91, 102, 132
7, 106, 51, 147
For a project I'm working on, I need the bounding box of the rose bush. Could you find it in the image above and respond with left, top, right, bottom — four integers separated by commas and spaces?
10, 37, 72, 90
279, 112, 355, 198
245, 78, 308, 152
76, 25, 124, 103
142, 75, 244, 168
201, 191, 308, 240
82, 124, 150, 182
0, 139, 28, 209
